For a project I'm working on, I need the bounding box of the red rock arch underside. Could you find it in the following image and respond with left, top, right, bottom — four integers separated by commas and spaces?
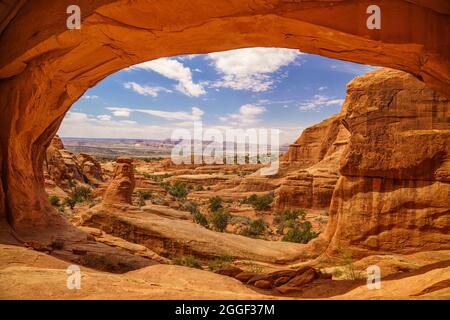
0, 1, 449, 253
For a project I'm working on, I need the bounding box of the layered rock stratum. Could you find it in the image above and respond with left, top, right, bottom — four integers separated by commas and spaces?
318, 68, 450, 257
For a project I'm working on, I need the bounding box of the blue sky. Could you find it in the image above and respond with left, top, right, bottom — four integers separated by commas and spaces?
59, 47, 378, 144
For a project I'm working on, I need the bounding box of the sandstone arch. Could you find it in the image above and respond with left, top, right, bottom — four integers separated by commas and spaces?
0, 0, 449, 241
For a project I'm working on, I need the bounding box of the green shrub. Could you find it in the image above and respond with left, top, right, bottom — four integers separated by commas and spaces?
241, 218, 267, 238
284, 208, 306, 221
72, 186, 92, 202
51, 238, 64, 250
173, 256, 202, 269
63, 186, 92, 209
63, 196, 77, 209
49, 195, 60, 207
137, 190, 151, 207
180, 201, 199, 214
211, 209, 231, 232
230, 215, 252, 225
208, 196, 223, 212
165, 181, 189, 199
282, 221, 317, 244
138, 191, 152, 200
243, 193, 273, 211
207, 254, 234, 271
193, 212, 209, 228
337, 248, 362, 280
274, 208, 307, 233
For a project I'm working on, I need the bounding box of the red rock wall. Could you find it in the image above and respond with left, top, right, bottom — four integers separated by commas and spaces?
281, 115, 344, 166
320, 68, 450, 257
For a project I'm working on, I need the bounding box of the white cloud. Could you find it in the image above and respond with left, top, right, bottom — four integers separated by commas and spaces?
124, 82, 172, 97
129, 58, 205, 97
107, 107, 132, 117
208, 48, 302, 92
136, 107, 204, 122
299, 95, 344, 112
82, 95, 99, 99
106, 106, 204, 122
220, 104, 266, 125
318, 86, 327, 91
96, 114, 111, 121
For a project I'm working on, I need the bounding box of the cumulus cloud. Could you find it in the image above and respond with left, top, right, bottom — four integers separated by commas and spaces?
219, 104, 266, 125
123, 82, 172, 97
107, 107, 132, 117
207, 48, 302, 92
129, 58, 205, 97
298, 95, 344, 112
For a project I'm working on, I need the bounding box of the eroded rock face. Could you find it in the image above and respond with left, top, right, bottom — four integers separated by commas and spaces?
320, 68, 450, 257
103, 158, 135, 205
281, 114, 344, 166
274, 115, 350, 211
44, 136, 103, 190
45, 136, 83, 189
76, 153, 103, 185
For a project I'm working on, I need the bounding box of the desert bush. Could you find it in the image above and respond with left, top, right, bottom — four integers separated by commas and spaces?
207, 254, 234, 271
242, 193, 273, 211
73, 186, 92, 202
208, 196, 223, 212
50, 238, 65, 250
160, 250, 171, 258
63, 186, 92, 209
63, 196, 77, 209
282, 220, 317, 244
173, 256, 202, 269
179, 201, 198, 214
165, 181, 189, 199
337, 248, 363, 280
140, 190, 151, 199
284, 208, 306, 221
211, 209, 231, 232
193, 212, 209, 228
137, 190, 151, 207
195, 185, 205, 191
273, 208, 307, 234
241, 218, 268, 238
230, 215, 252, 225
49, 195, 60, 207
